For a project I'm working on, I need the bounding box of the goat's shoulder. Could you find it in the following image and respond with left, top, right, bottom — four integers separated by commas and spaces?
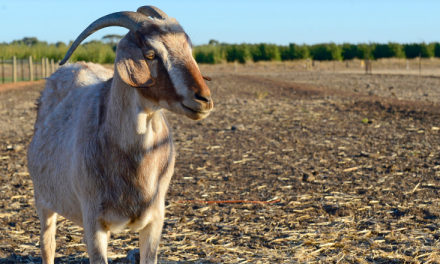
35, 62, 113, 129
46, 61, 112, 93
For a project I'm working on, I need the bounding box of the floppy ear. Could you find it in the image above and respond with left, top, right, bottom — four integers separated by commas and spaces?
115, 34, 155, 88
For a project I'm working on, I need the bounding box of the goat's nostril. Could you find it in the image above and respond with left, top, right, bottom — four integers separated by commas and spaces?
195, 92, 211, 103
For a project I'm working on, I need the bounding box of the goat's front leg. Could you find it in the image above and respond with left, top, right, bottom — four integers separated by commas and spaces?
36, 205, 58, 264
139, 216, 164, 264
83, 213, 108, 264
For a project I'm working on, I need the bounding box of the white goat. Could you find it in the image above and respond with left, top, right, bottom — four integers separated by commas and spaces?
27, 6, 213, 264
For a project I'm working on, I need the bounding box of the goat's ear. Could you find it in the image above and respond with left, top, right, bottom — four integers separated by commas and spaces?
116, 35, 155, 88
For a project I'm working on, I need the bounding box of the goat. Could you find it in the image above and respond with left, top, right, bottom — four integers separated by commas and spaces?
27, 6, 213, 264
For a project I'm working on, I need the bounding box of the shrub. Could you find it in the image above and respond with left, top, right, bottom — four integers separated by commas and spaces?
71, 41, 115, 64
357, 43, 373, 59
434, 43, 440, 58
310, 43, 342, 61
250, 44, 281, 62
341, 43, 358, 60
404, 43, 434, 58
225, 44, 252, 63
279, 45, 290, 61
193, 44, 224, 64
373, 42, 404, 59
281, 44, 310, 60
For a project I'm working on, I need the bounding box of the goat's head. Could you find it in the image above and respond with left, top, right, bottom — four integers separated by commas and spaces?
60, 6, 213, 120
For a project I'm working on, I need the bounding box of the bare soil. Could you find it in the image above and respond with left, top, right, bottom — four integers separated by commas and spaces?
1, 67, 440, 263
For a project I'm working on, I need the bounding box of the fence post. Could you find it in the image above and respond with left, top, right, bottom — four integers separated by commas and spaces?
44, 58, 47, 77
42, 58, 46, 78
46, 57, 49, 77
29, 56, 34, 82
46, 58, 50, 77
419, 53, 421, 76
365, 59, 370, 75
48, 58, 51, 76
51, 59, 55, 74
35, 58, 38, 80
21, 58, 24, 81
1, 57, 4, 84
43, 58, 47, 77
234, 61, 237, 73
12, 56, 17, 83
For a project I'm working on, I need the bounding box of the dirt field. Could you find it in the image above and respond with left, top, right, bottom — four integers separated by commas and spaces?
1, 66, 440, 263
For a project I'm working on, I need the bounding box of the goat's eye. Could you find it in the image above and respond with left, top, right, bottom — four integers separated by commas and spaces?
146, 53, 155, 60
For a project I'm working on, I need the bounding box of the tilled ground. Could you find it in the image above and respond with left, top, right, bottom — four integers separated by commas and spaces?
257, 71, 440, 103
1, 69, 440, 263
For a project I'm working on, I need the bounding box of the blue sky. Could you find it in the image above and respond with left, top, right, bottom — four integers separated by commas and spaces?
0, 0, 439, 45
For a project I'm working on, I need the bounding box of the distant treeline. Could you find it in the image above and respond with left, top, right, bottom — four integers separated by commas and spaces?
194, 40, 440, 64
0, 37, 118, 64
2, 37, 440, 64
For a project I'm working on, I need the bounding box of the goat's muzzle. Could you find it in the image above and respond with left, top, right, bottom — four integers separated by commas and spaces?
181, 91, 213, 120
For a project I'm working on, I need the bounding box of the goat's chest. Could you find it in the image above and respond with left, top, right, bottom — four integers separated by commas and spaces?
99, 140, 175, 231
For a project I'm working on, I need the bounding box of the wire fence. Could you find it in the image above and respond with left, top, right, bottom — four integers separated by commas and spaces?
0, 56, 61, 84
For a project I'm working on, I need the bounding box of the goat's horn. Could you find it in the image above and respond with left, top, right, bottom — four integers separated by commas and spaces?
137, 6, 169, 19
60, 11, 149, 65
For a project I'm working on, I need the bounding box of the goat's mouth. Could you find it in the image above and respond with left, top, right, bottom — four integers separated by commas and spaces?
181, 103, 212, 120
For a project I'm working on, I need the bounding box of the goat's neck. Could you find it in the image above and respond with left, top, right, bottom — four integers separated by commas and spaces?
103, 77, 164, 151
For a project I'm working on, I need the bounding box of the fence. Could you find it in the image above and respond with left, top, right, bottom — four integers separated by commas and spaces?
0, 56, 61, 84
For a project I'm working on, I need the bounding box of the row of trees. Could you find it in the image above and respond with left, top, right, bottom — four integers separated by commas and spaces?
0, 36, 120, 64
194, 41, 440, 64
2, 37, 440, 64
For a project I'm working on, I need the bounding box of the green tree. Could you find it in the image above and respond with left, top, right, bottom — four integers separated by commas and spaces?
310, 43, 341, 61
208, 39, 220, 46
193, 44, 224, 64
357, 43, 373, 59
225, 44, 251, 63
373, 42, 404, 59
22, 37, 39, 46
102, 34, 124, 43
285, 44, 310, 60
434, 43, 440, 58
341, 43, 358, 60
404, 43, 434, 58
251, 44, 281, 61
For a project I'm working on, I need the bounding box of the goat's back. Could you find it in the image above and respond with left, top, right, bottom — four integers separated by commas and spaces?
35, 62, 113, 124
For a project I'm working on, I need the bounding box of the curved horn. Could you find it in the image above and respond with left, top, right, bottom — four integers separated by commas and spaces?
137, 6, 169, 19
60, 11, 149, 65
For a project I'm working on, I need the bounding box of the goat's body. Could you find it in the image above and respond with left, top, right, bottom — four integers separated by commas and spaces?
28, 62, 175, 234
28, 7, 213, 263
